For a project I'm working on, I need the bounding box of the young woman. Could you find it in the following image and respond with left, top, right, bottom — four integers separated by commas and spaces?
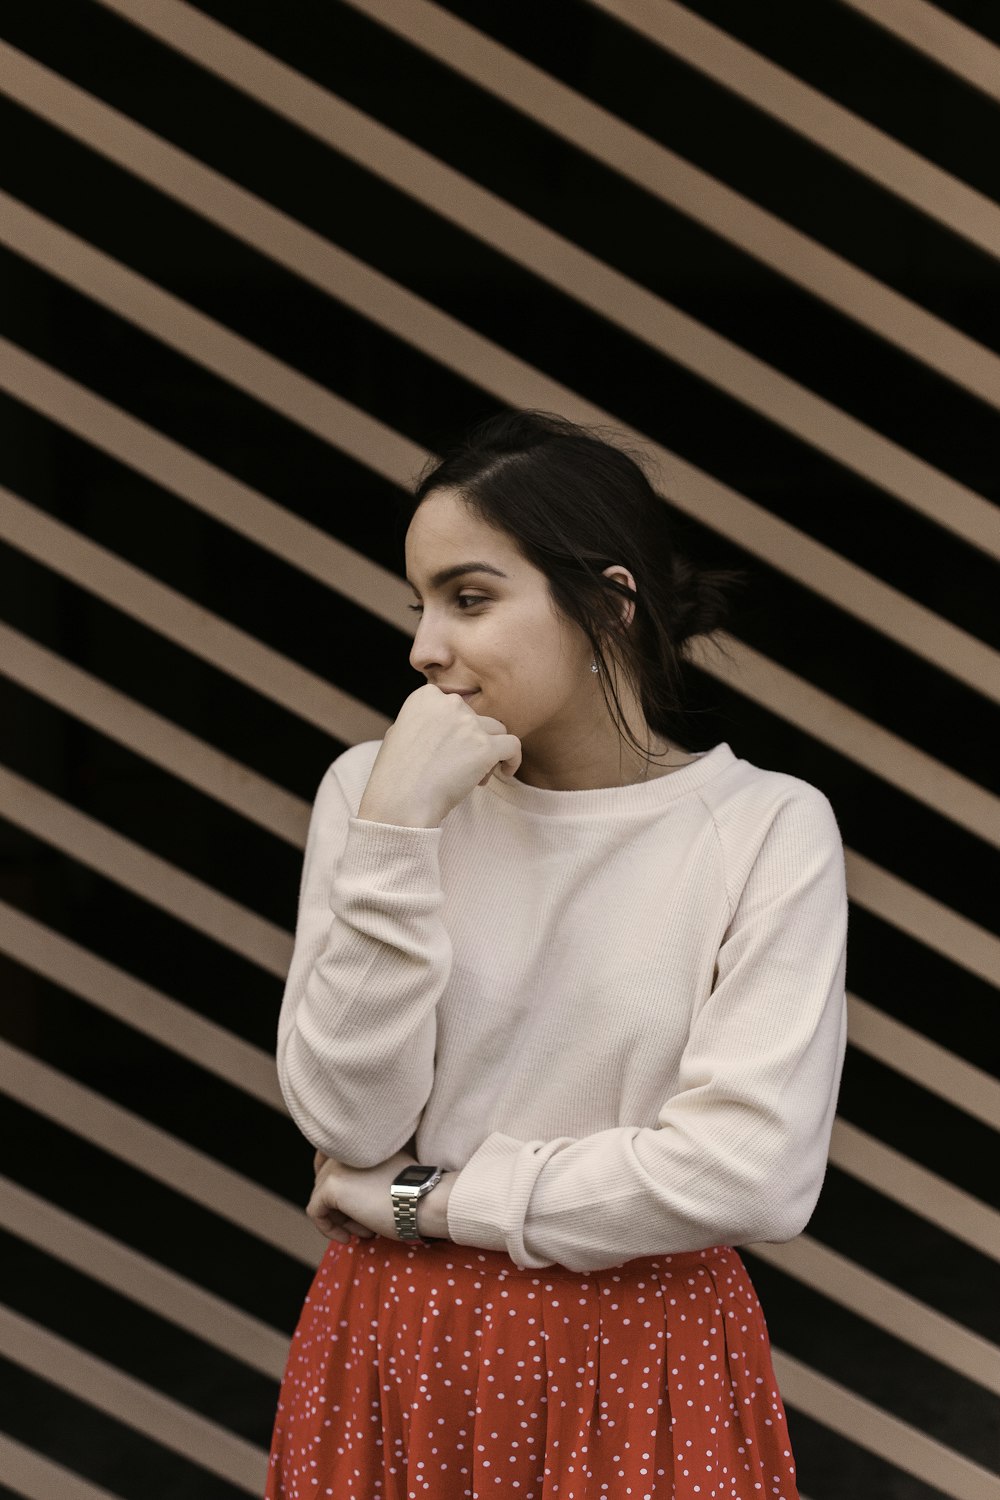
264, 410, 849, 1499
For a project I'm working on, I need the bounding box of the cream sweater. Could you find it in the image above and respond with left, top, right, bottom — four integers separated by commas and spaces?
276, 739, 848, 1274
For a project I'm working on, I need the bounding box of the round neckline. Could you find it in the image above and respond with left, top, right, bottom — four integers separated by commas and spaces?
484, 742, 736, 817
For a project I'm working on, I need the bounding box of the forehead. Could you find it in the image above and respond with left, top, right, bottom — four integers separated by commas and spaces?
405, 489, 517, 579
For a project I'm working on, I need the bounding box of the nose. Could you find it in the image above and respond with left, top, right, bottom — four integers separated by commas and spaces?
408, 609, 455, 677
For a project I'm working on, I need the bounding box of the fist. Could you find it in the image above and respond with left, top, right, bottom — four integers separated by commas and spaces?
310, 1149, 375, 1242
359, 684, 521, 828
307, 1148, 425, 1244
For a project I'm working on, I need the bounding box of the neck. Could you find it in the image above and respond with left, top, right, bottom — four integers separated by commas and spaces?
515, 720, 695, 792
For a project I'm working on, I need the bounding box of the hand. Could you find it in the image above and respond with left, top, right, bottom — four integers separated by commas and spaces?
307, 1147, 428, 1244
357, 684, 522, 828
309, 1149, 377, 1242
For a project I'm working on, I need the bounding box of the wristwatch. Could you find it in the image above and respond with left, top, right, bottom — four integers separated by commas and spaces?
390, 1163, 444, 1244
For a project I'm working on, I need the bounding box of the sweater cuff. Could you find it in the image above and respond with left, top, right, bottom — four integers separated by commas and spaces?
447, 1130, 579, 1267
335, 815, 443, 893
446, 1132, 523, 1254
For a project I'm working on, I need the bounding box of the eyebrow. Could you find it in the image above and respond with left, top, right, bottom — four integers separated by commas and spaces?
405, 562, 509, 593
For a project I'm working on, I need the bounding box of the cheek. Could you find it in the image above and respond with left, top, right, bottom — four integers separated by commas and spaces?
513, 649, 575, 708
477, 606, 567, 686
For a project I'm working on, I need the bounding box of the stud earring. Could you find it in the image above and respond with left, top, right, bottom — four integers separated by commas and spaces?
590, 658, 599, 673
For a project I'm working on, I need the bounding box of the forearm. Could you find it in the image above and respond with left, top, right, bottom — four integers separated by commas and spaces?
278, 815, 453, 1164
280, 1020, 435, 1167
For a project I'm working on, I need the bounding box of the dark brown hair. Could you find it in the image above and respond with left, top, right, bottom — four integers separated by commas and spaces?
397, 409, 747, 763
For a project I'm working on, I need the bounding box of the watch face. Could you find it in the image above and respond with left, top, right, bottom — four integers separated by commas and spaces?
397, 1166, 436, 1186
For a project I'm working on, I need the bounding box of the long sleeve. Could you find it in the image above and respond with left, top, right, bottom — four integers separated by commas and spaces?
276, 760, 453, 1167
445, 785, 849, 1272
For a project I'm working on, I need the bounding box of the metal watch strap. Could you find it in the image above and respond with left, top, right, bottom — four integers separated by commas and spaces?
391, 1164, 444, 1243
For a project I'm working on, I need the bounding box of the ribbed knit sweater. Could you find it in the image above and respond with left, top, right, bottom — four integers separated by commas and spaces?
276, 738, 848, 1274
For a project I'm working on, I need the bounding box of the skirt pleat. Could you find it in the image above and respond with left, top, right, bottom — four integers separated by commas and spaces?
264, 1234, 800, 1499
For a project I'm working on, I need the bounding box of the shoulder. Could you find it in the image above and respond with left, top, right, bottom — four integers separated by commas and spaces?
700, 745, 839, 829
313, 739, 384, 818
703, 753, 839, 828
698, 753, 844, 906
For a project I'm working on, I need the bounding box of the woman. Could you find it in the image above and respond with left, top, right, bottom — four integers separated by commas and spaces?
265, 410, 848, 1499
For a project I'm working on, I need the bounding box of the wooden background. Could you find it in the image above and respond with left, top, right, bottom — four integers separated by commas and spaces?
0, 2, 997, 1497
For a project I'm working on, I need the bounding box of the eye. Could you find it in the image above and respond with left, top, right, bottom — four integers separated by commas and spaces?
407, 594, 489, 614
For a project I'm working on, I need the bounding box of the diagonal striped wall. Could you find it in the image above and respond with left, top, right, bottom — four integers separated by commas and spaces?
0, 2, 997, 1496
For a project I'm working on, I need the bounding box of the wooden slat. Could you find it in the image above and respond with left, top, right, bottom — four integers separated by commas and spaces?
829, 1116, 1000, 1262
838, 0, 1000, 104
16, 14, 998, 564
346, 0, 1000, 410
0, 899, 284, 1110
847, 992, 1000, 1131
773, 1348, 1000, 1500
0, 1303, 267, 1494
751, 1231, 1000, 1394
691, 629, 1000, 849
0, 1434, 125, 1500
0, 619, 310, 846
592, 0, 1000, 261
0, 1175, 288, 1379
845, 846, 1000, 987
0, 338, 412, 632
0, 1037, 319, 1266
0, 763, 292, 976
0, 483, 389, 746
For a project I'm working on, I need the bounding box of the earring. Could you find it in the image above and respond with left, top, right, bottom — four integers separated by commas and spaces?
590, 658, 599, 673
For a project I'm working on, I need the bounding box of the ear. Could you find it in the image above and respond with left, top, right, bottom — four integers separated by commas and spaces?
601, 564, 637, 630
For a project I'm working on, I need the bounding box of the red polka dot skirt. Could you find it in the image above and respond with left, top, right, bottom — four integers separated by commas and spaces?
265, 1234, 800, 1499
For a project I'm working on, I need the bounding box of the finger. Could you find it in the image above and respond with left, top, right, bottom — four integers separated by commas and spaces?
305, 1189, 366, 1241
309, 1206, 349, 1242
481, 738, 522, 783
499, 735, 522, 777
306, 1187, 331, 1223
315, 1222, 350, 1243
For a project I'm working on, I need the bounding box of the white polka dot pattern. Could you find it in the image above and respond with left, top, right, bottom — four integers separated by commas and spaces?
265, 1236, 800, 1499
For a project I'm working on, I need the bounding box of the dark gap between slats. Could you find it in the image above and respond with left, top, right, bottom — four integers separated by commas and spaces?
808, 1164, 1000, 1343
0, 814, 284, 1051
3, 54, 1000, 513
0, 530, 345, 801
3, 234, 997, 663
424, 0, 1000, 351
783, 1399, 964, 1500
0, 676, 303, 927
2, 381, 995, 797
0, 1353, 256, 1500
742, 1247, 997, 1468
0, 1094, 315, 1330
670, 0, 1000, 202
0, 1227, 278, 1445
0, 954, 304, 1201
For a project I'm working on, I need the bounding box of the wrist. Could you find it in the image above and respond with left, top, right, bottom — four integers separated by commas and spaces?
357, 790, 441, 829
416, 1171, 458, 1240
